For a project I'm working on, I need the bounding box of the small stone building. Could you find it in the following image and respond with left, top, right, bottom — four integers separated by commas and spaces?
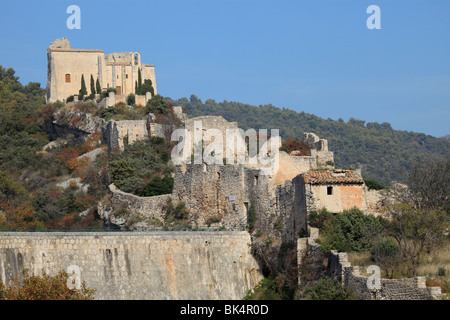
301, 169, 366, 213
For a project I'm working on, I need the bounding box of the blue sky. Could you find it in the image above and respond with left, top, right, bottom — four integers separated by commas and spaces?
0, 0, 449, 137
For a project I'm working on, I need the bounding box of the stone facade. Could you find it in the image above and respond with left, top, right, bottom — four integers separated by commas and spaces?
0, 232, 262, 300
46, 38, 157, 103
301, 169, 367, 214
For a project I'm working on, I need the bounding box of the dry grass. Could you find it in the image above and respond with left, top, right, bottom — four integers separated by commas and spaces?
347, 241, 450, 281
417, 242, 450, 279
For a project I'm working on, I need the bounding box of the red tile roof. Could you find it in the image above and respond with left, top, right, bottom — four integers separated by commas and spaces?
303, 169, 364, 185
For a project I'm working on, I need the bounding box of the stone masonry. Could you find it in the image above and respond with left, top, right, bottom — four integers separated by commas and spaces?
0, 232, 262, 300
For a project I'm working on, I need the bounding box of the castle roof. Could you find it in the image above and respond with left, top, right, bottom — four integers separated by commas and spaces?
303, 169, 364, 185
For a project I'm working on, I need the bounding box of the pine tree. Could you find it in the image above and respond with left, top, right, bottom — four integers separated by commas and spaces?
96, 78, 101, 95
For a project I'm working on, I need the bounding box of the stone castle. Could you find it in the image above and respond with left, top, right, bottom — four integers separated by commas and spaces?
0, 39, 442, 300
46, 38, 157, 103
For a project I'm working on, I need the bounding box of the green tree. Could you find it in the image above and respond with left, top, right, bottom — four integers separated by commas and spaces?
140, 79, 154, 96
79, 74, 87, 99
146, 94, 170, 115
136, 68, 142, 94
384, 159, 450, 277
320, 207, 384, 252
90, 74, 95, 96
370, 238, 400, 278
96, 78, 101, 95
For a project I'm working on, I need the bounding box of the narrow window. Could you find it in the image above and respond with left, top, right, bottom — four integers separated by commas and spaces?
126, 74, 129, 79
65, 74, 71, 83
327, 186, 333, 195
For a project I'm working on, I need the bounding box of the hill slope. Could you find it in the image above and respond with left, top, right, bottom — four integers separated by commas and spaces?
168, 95, 450, 186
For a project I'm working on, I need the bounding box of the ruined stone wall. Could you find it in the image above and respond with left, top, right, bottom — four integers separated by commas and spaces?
0, 232, 262, 300
172, 164, 248, 228
328, 250, 442, 300
105, 120, 148, 153
104, 184, 172, 227
274, 152, 317, 185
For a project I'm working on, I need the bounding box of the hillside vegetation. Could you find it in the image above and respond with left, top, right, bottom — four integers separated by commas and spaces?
168, 95, 450, 185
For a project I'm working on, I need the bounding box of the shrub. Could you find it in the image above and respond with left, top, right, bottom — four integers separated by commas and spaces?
320, 207, 384, 252
165, 199, 189, 221
126, 93, 136, 106
370, 238, 400, 278
0, 269, 95, 300
365, 179, 386, 190
247, 203, 256, 231
308, 208, 334, 229
142, 175, 174, 196
146, 94, 170, 115
303, 277, 356, 300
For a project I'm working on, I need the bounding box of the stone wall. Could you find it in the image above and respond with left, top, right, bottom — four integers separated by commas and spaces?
0, 232, 262, 300
103, 184, 172, 227
328, 250, 442, 300
105, 119, 148, 153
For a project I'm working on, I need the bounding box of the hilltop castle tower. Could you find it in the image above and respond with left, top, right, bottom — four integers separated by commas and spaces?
46, 38, 157, 103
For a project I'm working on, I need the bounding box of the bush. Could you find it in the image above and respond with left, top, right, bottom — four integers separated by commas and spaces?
165, 199, 189, 221
0, 269, 95, 300
126, 93, 136, 106
370, 238, 400, 278
303, 277, 356, 300
365, 179, 386, 190
320, 207, 384, 252
308, 208, 334, 229
146, 94, 170, 115
142, 175, 174, 196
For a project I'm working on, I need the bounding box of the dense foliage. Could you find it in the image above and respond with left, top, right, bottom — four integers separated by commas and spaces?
108, 137, 173, 196
168, 95, 450, 185
0, 66, 104, 230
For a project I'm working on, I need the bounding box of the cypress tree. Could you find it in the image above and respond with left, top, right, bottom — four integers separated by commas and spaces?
90, 75, 95, 96
96, 78, 101, 95
79, 74, 87, 99
137, 68, 142, 95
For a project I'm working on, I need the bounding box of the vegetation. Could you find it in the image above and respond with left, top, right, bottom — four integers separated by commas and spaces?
108, 137, 173, 197
302, 277, 356, 300
146, 94, 171, 115
168, 95, 450, 186
0, 269, 94, 300
364, 179, 386, 190
78, 74, 87, 100
0, 66, 105, 231
314, 207, 384, 253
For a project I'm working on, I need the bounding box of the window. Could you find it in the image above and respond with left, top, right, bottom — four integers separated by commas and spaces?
65, 74, 71, 83
327, 186, 333, 195
126, 74, 128, 79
